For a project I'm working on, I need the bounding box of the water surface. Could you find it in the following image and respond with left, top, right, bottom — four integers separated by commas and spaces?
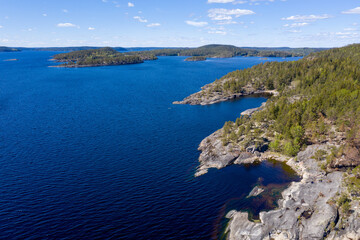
0, 52, 300, 239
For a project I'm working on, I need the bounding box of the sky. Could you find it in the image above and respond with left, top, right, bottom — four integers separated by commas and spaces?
0, 0, 359, 48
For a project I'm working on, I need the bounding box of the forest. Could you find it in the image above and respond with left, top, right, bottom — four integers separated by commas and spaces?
216, 44, 360, 171
0, 46, 20, 52
53, 47, 157, 67
129, 44, 324, 58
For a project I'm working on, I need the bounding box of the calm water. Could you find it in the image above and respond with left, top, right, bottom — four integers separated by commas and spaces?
0, 52, 300, 239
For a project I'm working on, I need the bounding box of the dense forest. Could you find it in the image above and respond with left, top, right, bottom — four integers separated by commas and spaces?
129, 44, 323, 58
185, 56, 207, 61
0, 46, 20, 52
216, 44, 360, 174
19, 46, 128, 52
53, 47, 157, 67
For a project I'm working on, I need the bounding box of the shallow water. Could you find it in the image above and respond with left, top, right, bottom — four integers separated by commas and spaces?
0, 52, 300, 239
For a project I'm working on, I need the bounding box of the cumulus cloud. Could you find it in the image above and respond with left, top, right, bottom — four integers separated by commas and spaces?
147, 23, 161, 27
57, 23, 77, 27
62, 9, 68, 13
208, 8, 255, 20
134, 16, 147, 23
185, 20, 208, 27
128, 2, 134, 7
0, 25, 3, 29
282, 14, 330, 22
88, 27, 95, 30
42, 13, 47, 17
342, 7, 360, 14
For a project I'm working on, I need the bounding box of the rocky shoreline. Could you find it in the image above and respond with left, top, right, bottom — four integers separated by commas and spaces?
195, 129, 360, 239
173, 86, 278, 105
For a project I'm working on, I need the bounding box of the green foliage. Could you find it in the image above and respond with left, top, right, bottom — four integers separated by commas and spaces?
53, 47, 157, 67
337, 193, 352, 215
185, 56, 207, 61
130, 44, 319, 59
0, 46, 20, 52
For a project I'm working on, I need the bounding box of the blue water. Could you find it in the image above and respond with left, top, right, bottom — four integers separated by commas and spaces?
0, 52, 300, 239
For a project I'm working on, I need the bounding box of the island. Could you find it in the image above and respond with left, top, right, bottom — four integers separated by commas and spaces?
184, 56, 207, 61
52, 47, 157, 67
0, 46, 20, 52
128, 44, 325, 59
18, 46, 127, 52
175, 44, 360, 239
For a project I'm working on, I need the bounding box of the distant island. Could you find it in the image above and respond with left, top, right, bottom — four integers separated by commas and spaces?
50, 44, 328, 68
130, 44, 325, 58
0, 46, 20, 52
19, 46, 128, 52
52, 47, 157, 67
185, 56, 207, 61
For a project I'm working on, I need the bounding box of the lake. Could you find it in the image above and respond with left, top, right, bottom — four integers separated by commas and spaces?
0, 52, 300, 239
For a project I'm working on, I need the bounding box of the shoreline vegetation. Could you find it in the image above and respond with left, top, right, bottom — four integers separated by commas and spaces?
184, 56, 207, 61
179, 44, 360, 239
50, 44, 325, 68
52, 47, 157, 67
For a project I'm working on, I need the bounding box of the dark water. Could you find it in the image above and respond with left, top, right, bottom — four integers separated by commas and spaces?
0, 52, 300, 239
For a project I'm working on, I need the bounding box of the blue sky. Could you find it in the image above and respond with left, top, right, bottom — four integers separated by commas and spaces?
0, 0, 359, 47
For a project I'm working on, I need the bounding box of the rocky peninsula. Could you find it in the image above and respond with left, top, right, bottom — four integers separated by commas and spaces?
177, 44, 360, 239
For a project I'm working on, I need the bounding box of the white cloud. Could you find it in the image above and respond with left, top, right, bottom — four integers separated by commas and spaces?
0, 25, 2, 29
102, 0, 108, 2
208, 30, 227, 35
288, 30, 302, 33
62, 9, 68, 13
185, 20, 208, 27
128, 2, 134, 7
88, 27, 95, 30
282, 14, 330, 22
147, 23, 161, 27
283, 22, 309, 28
134, 16, 147, 23
344, 27, 356, 31
57, 23, 77, 28
216, 20, 238, 25
208, 8, 255, 21
208, 0, 235, 3
42, 13, 47, 17
342, 7, 360, 14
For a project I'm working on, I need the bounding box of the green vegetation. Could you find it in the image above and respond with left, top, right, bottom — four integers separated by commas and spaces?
19, 46, 127, 52
0, 46, 20, 52
53, 47, 157, 67
345, 166, 360, 199
216, 44, 360, 165
185, 56, 207, 61
129, 44, 321, 59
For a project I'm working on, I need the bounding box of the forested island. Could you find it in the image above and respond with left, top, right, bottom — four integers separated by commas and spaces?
175, 44, 360, 239
185, 56, 207, 61
0, 46, 20, 52
19, 46, 128, 52
52, 47, 157, 67
129, 44, 324, 58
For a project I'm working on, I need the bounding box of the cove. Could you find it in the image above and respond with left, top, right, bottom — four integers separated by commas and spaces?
0, 51, 300, 239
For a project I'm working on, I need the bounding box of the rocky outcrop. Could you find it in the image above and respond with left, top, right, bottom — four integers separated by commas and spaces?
241, 102, 267, 116
226, 145, 344, 240
195, 128, 360, 239
195, 130, 259, 177
247, 186, 265, 198
173, 81, 278, 105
